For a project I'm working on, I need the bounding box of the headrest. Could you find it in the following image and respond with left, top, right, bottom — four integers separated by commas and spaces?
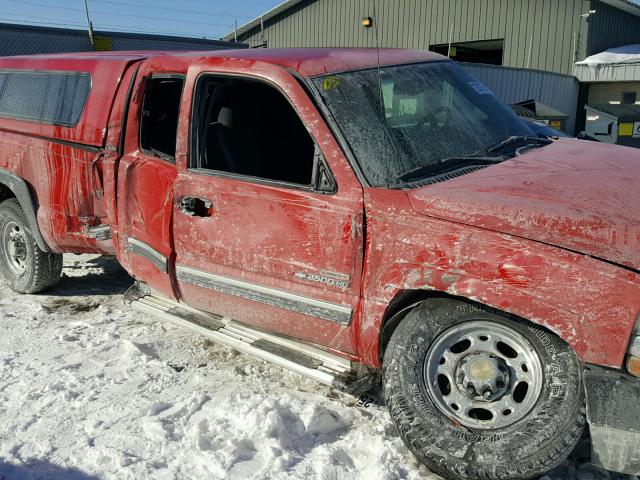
217, 106, 233, 128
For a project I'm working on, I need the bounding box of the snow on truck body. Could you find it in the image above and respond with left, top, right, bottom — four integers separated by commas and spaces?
0, 48, 638, 479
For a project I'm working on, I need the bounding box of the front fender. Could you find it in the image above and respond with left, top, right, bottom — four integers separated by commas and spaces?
357, 206, 640, 369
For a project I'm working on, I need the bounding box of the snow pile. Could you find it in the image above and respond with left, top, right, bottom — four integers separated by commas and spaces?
0, 255, 636, 479
576, 44, 640, 65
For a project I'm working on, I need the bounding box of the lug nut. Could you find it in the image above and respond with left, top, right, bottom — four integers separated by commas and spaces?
496, 380, 505, 389
467, 385, 476, 396
483, 389, 492, 399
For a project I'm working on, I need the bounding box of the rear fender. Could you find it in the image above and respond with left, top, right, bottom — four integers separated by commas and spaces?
0, 168, 50, 252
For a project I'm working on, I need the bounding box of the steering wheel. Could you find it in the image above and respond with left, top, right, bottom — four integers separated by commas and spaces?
417, 106, 450, 129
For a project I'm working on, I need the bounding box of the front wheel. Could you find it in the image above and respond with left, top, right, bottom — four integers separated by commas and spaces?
383, 299, 585, 480
0, 198, 62, 293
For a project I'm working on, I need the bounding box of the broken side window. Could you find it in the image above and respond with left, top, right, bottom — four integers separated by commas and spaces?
140, 76, 184, 162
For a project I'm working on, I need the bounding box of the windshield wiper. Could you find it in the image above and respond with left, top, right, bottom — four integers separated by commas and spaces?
486, 136, 552, 155
397, 155, 504, 183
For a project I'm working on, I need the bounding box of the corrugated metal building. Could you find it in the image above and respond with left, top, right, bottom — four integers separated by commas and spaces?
462, 63, 580, 132
225, 0, 640, 76
0, 22, 238, 57
223, 0, 640, 135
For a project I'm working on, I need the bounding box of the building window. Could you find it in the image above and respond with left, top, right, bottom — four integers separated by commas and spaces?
429, 39, 504, 65
0, 71, 90, 126
622, 92, 637, 105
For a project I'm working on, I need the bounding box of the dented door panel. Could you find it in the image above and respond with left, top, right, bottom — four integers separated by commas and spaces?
115, 59, 187, 299
173, 174, 362, 353
171, 63, 364, 355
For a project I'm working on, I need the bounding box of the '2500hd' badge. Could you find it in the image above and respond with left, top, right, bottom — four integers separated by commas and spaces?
294, 271, 350, 289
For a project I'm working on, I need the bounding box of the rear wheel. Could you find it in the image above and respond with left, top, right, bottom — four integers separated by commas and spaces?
383, 298, 585, 480
0, 199, 62, 293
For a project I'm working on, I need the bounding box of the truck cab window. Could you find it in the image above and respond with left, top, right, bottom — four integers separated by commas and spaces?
192, 77, 315, 186
140, 77, 184, 162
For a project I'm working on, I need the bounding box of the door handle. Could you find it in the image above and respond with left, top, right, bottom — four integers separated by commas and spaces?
179, 197, 213, 217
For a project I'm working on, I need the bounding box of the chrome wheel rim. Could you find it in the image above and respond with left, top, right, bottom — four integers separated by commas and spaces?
424, 320, 543, 430
2, 220, 27, 276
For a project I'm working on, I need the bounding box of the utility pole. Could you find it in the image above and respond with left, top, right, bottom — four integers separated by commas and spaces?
83, 0, 95, 48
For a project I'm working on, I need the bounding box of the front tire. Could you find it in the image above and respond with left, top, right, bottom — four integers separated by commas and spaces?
383, 298, 585, 480
0, 198, 62, 293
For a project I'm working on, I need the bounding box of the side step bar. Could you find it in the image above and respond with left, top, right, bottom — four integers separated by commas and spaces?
125, 284, 375, 395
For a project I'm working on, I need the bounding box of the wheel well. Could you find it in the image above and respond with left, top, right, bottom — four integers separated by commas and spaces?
0, 183, 16, 203
378, 289, 560, 363
379, 289, 452, 361
0, 174, 50, 252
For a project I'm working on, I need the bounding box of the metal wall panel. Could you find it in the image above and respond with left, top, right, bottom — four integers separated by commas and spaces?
461, 62, 580, 133
587, 0, 640, 57
575, 63, 640, 82
238, 0, 593, 75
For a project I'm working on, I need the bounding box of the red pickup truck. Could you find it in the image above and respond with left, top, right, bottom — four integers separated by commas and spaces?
0, 48, 638, 480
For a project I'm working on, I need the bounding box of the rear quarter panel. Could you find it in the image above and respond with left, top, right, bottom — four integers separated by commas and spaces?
0, 58, 134, 252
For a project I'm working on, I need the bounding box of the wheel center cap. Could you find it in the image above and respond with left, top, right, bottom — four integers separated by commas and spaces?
469, 358, 496, 382
457, 353, 510, 402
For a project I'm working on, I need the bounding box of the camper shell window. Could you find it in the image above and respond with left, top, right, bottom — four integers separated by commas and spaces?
0, 71, 91, 126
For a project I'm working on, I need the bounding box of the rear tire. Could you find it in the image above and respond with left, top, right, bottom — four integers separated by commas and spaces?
0, 198, 62, 293
383, 298, 585, 480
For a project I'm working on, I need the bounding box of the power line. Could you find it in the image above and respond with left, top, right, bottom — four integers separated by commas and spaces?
89, 0, 253, 20
5, 0, 82, 14
0, 11, 85, 24
91, 10, 233, 29
0, 17, 86, 28
0, 15, 227, 39
4, 0, 236, 28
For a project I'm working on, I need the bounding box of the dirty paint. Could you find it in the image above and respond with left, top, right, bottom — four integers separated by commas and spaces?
0, 49, 638, 375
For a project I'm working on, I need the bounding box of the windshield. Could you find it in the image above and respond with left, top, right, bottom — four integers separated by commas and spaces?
312, 61, 537, 187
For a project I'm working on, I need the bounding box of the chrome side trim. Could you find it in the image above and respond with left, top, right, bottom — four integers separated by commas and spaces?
175, 265, 352, 325
126, 238, 168, 273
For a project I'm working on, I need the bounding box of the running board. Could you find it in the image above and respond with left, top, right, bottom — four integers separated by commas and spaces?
125, 286, 374, 395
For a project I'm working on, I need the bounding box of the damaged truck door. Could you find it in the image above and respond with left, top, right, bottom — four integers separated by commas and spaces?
171, 67, 365, 353
118, 60, 187, 300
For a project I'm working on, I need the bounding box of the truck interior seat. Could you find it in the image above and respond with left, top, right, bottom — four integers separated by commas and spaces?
199, 78, 315, 185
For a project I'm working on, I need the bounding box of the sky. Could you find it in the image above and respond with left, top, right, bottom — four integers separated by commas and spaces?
0, 0, 282, 39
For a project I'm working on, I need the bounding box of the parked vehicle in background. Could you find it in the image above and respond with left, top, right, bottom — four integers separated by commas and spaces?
521, 117, 571, 139
0, 48, 638, 480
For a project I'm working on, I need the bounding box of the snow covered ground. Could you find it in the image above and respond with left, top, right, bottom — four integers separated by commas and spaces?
0, 255, 636, 480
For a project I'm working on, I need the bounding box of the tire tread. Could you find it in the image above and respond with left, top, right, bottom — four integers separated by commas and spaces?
0, 198, 62, 293
383, 298, 586, 480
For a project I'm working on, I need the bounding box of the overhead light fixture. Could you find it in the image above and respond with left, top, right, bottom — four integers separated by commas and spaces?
362, 17, 373, 28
